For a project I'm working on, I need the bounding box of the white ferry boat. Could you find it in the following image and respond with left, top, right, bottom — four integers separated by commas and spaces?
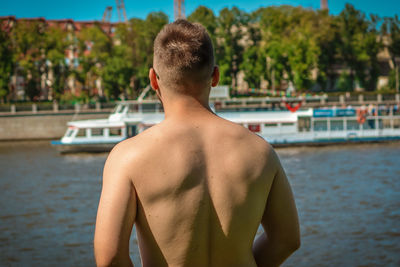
51, 101, 400, 153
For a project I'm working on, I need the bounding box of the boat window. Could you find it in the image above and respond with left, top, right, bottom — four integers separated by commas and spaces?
141, 103, 157, 113
298, 117, 311, 132
394, 119, 400, 129
382, 118, 392, 129
378, 119, 384, 129
282, 122, 295, 126
128, 104, 139, 113
113, 105, 122, 114
362, 119, 375, 130
110, 128, 122, 136
65, 129, 74, 137
128, 126, 137, 137
76, 129, 86, 137
248, 124, 261, 132
313, 121, 327, 131
91, 128, 103, 136
331, 120, 344, 131
264, 123, 278, 127
118, 105, 125, 113
346, 120, 360, 130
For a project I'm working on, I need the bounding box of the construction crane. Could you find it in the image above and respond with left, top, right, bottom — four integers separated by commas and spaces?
116, 0, 128, 23
321, 0, 328, 11
102, 6, 113, 23
174, 0, 185, 20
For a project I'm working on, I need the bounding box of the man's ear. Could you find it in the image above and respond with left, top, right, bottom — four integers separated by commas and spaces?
211, 66, 220, 87
149, 68, 159, 90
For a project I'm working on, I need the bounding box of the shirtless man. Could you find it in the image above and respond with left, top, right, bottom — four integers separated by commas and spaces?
94, 20, 300, 267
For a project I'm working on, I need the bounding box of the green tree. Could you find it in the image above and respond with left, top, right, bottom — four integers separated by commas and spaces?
337, 4, 381, 91
44, 26, 70, 100
129, 18, 148, 92
287, 33, 319, 90
239, 10, 266, 88
0, 28, 14, 102
381, 15, 400, 90
102, 24, 134, 99
259, 6, 293, 88
315, 11, 341, 91
13, 20, 46, 100
259, 6, 320, 91
358, 14, 381, 91
77, 23, 112, 98
216, 7, 247, 87
240, 46, 266, 88
286, 8, 320, 90
4, 3, 397, 102
102, 52, 133, 99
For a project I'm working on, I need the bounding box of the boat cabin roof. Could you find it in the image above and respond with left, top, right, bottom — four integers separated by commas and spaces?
219, 109, 312, 124
67, 119, 125, 128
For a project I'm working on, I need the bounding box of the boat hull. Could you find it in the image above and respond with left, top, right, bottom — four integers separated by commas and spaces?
270, 136, 400, 147
51, 140, 118, 153
51, 135, 400, 153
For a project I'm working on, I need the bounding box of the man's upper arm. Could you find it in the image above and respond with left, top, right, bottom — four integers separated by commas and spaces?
261, 150, 300, 248
94, 144, 137, 266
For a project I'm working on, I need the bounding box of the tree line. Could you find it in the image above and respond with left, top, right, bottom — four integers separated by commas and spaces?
0, 3, 400, 103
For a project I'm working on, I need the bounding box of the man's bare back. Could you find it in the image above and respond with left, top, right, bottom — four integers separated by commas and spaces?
125, 113, 275, 266
94, 20, 299, 267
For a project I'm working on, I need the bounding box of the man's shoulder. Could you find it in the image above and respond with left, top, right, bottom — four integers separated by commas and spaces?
217, 116, 272, 149
112, 123, 165, 156
103, 125, 166, 181
109, 118, 276, 168
209, 116, 276, 166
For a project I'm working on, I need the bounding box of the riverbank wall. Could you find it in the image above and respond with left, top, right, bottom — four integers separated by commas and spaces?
0, 112, 108, 141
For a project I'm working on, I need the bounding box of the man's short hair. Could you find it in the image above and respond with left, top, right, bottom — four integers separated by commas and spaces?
153, 19, 214, 92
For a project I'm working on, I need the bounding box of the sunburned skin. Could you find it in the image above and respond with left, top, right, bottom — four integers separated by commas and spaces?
94, 20, 300, 267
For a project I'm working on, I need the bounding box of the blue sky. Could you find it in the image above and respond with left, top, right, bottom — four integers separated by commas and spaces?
0, 0, 399, 22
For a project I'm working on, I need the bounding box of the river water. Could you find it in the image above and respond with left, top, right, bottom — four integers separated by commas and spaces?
0, 141, 399, 266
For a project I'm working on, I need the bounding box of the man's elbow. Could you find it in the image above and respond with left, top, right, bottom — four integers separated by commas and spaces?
96, 257, 113, 267
95, 249, 132, 267
285, 234, 301, 254
95, 250, 116, 267
273, 232, 300, 257
291, 236, 301, 252
96, 254, 129, 267
94, 243, 119, 267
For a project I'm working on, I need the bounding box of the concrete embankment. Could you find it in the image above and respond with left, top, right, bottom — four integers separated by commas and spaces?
0, 112, 108, 141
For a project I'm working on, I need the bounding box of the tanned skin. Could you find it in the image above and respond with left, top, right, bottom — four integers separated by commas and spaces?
94, 65, 300, 267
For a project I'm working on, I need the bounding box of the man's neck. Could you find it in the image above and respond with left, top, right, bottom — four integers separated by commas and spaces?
162, 94, 213, 120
